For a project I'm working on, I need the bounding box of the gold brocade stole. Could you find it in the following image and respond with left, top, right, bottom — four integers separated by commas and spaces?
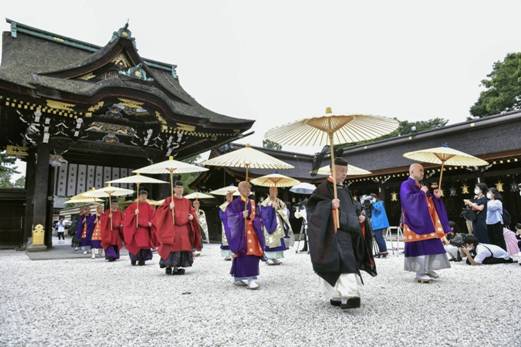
81, 220, 87, 239
245, 201, 263, 256
91, 218, 102, 241
403, 196, 445, 242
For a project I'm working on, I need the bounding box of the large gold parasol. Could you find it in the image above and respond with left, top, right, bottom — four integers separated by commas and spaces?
82, 186, 135, 229
203, 144, 293, 181
403, 146, 489, 188
184, 192, 214, 202
317, 164, 372, 177
134, 156, 208, 224
265, 107, 398, 230
108, 173, 168, 227
64, 192, 103, 205
209, 185, 240, 197
250, 173, 300, 188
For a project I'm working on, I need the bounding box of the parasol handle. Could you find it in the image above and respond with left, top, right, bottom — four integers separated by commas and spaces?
109, 193, 113, 230
169, 170, 175, 226
244, 165, 250, 232
438, 161, 445, 190
329, 132, 340, 231
136, 182, 140, 229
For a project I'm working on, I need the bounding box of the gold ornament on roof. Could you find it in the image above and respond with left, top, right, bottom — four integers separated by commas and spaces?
495, 181, 504, 192
176, 123, 196, 132
117, 98, 144, 110
461, 184, 469, 194
78, 73, 96, 81
391, 192, 398, 202
46, 100, 75, 111
88, 101, 105, 113
155, 111, 168, 126
112, 53, 131, 68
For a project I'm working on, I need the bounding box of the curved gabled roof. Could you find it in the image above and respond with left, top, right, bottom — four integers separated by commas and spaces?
0, 19, 254, 129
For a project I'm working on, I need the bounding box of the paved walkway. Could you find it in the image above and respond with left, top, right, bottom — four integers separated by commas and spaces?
1, 244, 520, 346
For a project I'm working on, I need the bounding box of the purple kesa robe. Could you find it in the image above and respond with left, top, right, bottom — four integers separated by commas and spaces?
218, 203, 231, 255
400, 177, 451, 274
224, 197, 276, 279
75, 214, 95, 247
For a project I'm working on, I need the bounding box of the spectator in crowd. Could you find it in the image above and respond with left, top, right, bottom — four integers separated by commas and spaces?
55, 216, 66, 243
369, 193, 389, 258
461, 235, 513, 265
463, 183, 489, 243
516, 223, 521, 249
485, 188, 507, 250
443, 221, 465, 261
502, 226, 520, 258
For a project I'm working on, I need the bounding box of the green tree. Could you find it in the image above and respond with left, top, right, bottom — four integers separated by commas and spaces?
389, 118, 449, 137
14, 176, 25, 188
338, 117, 448, 150
262, 139, 282, 151
0, 151, 17, 174
0, 171, 13, 188
470, 52, 521, 117
0, 151, 19, 188
178, 154, 201, 193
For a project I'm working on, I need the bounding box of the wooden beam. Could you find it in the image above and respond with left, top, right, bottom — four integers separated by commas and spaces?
31, 142, 50, 248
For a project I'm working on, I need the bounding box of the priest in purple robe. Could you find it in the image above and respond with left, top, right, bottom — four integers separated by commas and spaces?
75, 205, 96, 255
400, 163, 451, 283
224, 181, 276, 290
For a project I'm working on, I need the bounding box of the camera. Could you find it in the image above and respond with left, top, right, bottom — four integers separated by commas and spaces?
360, 195, 373, 219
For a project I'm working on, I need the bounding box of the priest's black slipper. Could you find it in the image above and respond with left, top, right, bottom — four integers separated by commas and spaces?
341, 297, 361, 309
330, 299, 341, 307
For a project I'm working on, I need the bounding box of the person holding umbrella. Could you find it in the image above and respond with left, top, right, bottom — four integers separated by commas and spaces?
123, 189, 157, 266
90, 205, 105, 259
307, 158, 376, 309
75, 205, 95, 254
219, 191, 235, 261
225, 181, 277, 290
100, 198, 124, 262
260, 186, 294, 265
153, 181, 202, 275
400, 163, 451, 283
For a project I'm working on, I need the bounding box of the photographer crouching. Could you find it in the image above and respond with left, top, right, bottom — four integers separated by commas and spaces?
362, 193, 389, 258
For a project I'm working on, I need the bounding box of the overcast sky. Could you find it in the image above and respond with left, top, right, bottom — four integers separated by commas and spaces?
3, 0, 521, 160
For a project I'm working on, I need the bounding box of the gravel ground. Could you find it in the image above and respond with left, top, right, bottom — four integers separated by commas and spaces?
0, 245, 520, 347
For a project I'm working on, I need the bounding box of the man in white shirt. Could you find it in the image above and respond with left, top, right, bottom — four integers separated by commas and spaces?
461, 235, 513, 265
56, 216, 66, 243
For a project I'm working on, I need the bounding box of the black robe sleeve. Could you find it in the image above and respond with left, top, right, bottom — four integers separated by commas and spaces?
307, 180, 376, 286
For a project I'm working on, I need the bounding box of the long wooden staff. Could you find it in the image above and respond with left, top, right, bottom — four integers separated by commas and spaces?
168, 169, 175, 226
328, 129, 340, 231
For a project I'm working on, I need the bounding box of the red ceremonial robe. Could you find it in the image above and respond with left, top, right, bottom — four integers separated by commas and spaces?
153, 196, 202, 261
123, 201, 158, 256
100, 209, 124, 250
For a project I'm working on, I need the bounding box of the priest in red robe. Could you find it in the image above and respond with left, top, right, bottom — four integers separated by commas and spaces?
153, 181, 202, 275
123, 189, 157, 266
100, 199, 124, 262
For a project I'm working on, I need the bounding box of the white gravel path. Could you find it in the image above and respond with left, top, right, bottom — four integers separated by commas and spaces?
0, 245, 519, 347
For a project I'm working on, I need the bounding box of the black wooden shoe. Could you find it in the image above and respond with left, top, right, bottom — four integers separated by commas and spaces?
172, 268, 185, 275
330, 299, 341, 307
138, 260, 145, 266
341, 297, 361, 309
131, 260, 137, 266
165, 267, 172, 275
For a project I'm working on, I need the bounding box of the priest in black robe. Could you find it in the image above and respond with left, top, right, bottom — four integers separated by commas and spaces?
307, 158, 376, 309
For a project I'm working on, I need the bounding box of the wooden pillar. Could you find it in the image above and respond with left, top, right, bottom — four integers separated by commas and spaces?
31, 142, 50, 249
22, 149, 36, 248
45, 164, 56, 247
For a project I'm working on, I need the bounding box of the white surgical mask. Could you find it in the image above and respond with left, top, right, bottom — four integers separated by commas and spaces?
474, 187, 481, 195
486, 192, 493, 199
